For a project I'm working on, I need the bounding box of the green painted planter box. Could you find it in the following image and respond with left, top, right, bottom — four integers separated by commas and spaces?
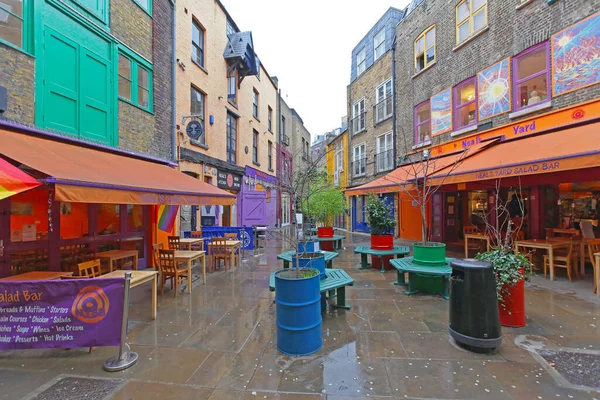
412, 242, 447, 266
411, 273, 447, 296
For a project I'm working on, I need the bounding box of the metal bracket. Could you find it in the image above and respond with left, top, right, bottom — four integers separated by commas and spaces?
181, 114, 204, 126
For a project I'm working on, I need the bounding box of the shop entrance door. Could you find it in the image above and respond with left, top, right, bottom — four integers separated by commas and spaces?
431, 193, 444, 242
222, 206, 231, 226
445, 192, 460, 243
352, 196, 369, 232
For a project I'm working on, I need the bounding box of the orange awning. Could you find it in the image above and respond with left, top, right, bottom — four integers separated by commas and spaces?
0, 129, 236, 205
345, 140, 497, 196
0, 157, 41, 200
429, 122, 600, 185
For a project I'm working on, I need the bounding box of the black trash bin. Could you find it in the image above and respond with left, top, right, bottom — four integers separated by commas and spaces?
449, 258, 502, 351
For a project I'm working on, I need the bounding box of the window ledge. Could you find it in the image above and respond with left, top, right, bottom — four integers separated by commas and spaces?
509, 100, 552, 119
0, 39, 34, 58
191, 59, 208, 75
516, 0, 535, 10
132, 0, 152, 17
118, 97, 154, 115
453, 26, 490, 52
353, 174, 366, 178
451, 124, 478, 137
412, 140, 432, 150
228, 100, 239, 110
190, 139, 209, 150
253, 161, 261, 167
253, 116, 261, 123
375, 115, 393, 126
353, 128, 367, 136
412, 61, 437, 79
268, 167, 275, 172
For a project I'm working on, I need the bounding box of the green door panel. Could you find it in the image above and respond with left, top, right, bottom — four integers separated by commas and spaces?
81, 50, 111, 144
44, 28, 79, 134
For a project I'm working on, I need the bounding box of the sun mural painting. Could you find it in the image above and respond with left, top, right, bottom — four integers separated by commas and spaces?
477, 58, 511, 121
552, 11, 600, 96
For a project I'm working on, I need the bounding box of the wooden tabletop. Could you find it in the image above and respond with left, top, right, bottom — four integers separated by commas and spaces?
97, 249, 139, 258
174, 250, 206, 260
464, 233, 490, 239
207, 240, 240, 246
101, 270, 158, 287
516, 239, 571, 247
0, 271, 73, 281
180, 238, 204, 244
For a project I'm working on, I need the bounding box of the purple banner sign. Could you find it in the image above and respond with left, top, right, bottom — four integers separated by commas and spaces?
0, 278, 124, 350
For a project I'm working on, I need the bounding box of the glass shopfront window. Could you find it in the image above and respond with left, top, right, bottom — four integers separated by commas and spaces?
9, 188, 49, 242
126, 205, 144, 232
98, 204, 121, 235
468, 190, 488, 227
60, 203, 89, 240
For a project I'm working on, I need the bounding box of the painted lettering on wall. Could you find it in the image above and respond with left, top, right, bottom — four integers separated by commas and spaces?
513, 121, 537, 136
462, 136, 482, 149
475, 161, 560, 180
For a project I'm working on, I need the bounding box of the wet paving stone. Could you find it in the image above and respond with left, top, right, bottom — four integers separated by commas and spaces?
538, 349, 600, 389
25, 376, 124, 400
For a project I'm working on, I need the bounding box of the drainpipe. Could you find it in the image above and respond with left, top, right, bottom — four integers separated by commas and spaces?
169, 0, 177, 163
391, 32, 398, 168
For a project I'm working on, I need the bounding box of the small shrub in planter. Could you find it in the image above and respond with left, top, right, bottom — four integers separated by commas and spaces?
365, 194, 395, 249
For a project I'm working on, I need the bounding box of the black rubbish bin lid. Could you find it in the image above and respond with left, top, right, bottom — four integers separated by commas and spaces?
451, 258, 493, 271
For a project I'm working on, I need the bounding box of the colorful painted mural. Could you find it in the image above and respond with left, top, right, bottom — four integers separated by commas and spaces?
431, 88, 453, 136
552, 11, 600, 96
477, 58, 511, 121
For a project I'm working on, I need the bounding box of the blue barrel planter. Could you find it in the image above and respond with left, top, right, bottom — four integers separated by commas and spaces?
291, 252, 326, 280
298, 241, 320, 253
274, 268, 323, 356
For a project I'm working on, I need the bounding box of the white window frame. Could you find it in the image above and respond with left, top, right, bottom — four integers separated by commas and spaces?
352, 98, 366, 134
376, 132, 393, 173
375, 78, 393, 123
334, 140, 344, 173
356, 48, 366, 76
374, 28, 386, 61
353, 143, 366, 177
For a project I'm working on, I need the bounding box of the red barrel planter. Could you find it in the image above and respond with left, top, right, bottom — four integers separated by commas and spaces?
317, 227, 334, 238
370, 234, 394, 270
498, 268, 526, 327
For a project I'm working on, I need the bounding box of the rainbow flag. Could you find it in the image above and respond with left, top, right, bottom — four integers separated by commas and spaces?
157, 205, 179, 232
0, 157, 41, 200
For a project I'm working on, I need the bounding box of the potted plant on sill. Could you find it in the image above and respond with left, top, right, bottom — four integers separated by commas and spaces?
365, 194, 396, 270
475, 182, 533, 327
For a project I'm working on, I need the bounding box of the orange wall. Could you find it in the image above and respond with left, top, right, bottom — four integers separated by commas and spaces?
60, 203, 89, 239
398, 192, 427, 241
9, 188, 49, 240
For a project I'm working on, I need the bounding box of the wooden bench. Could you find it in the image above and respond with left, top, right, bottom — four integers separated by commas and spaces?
269, 268, 354, 309
390, 257, 454, 300
354, 245, 410, 271
277, 250, 339, 269
310, 235, 345, 251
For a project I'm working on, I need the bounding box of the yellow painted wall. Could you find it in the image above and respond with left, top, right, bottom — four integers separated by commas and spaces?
327, 130, 349, 230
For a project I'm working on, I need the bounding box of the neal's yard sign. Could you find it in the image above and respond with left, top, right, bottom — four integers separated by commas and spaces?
0, 279, 124, 350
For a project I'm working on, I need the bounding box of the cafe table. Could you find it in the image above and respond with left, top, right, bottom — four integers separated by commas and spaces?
179, 238, 204, 251
0, 271, 73, 281
464, 233, 491, 258
207, 240, 241, 271
515, 239, 571, 280
101, 270, 159, 320
174, 250, 206, 288
96, 250, 139, 272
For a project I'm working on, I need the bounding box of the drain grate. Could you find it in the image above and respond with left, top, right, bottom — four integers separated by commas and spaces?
30, 376, 124, 400
538, 350, 600, 390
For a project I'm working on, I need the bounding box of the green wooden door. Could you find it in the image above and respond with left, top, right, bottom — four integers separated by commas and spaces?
81, 49, 111, 143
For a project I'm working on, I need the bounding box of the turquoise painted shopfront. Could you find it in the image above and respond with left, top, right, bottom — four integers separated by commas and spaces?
0, 0, 153, 147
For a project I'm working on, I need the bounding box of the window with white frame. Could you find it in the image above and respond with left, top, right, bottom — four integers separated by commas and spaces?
374, 28, 386, 61
356, 48, 366, 76
376, 79, 392, 123
352, 99, 366, 134
353, 144, 366, 177
334, 140, 344, 173
376, 132, 393, 172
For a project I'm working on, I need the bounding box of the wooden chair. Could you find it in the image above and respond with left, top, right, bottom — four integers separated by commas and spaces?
158, 249, 188, 297
587, 238, 600, 294
190, 231, 204, 250
463, 226, 485, 256
77, 259, 102, 278
152, 243, 164, 268
543, 242, 574, 281
224, 233, 238, 240
168, 236, 181, 250
210, 237, 229, 272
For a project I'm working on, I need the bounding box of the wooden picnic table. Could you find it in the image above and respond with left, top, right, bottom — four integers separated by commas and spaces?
97, 249, 138, 272
207, 240, 241, 271
277, 250, 339, 269
311, 235, 345, 251
464, 233, 491, 257
390, 257, 453, 300
179, 238, 204, 251
101, 270, 158, 319
354, 245, 410, 271
174, 250, 206, 288
0, 271, 73, 281
515, 239, 572, 280
269, 268, 354, 309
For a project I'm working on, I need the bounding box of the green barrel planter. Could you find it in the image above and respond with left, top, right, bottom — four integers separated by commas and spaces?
412, 242, 447, 266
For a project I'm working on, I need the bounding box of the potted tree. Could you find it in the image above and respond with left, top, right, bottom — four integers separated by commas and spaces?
305, 179, 347, 251
476, 183, 533, 327
365, 194, 396, 270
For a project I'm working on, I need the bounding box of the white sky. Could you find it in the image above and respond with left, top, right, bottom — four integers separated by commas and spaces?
222, 0, 412, 139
